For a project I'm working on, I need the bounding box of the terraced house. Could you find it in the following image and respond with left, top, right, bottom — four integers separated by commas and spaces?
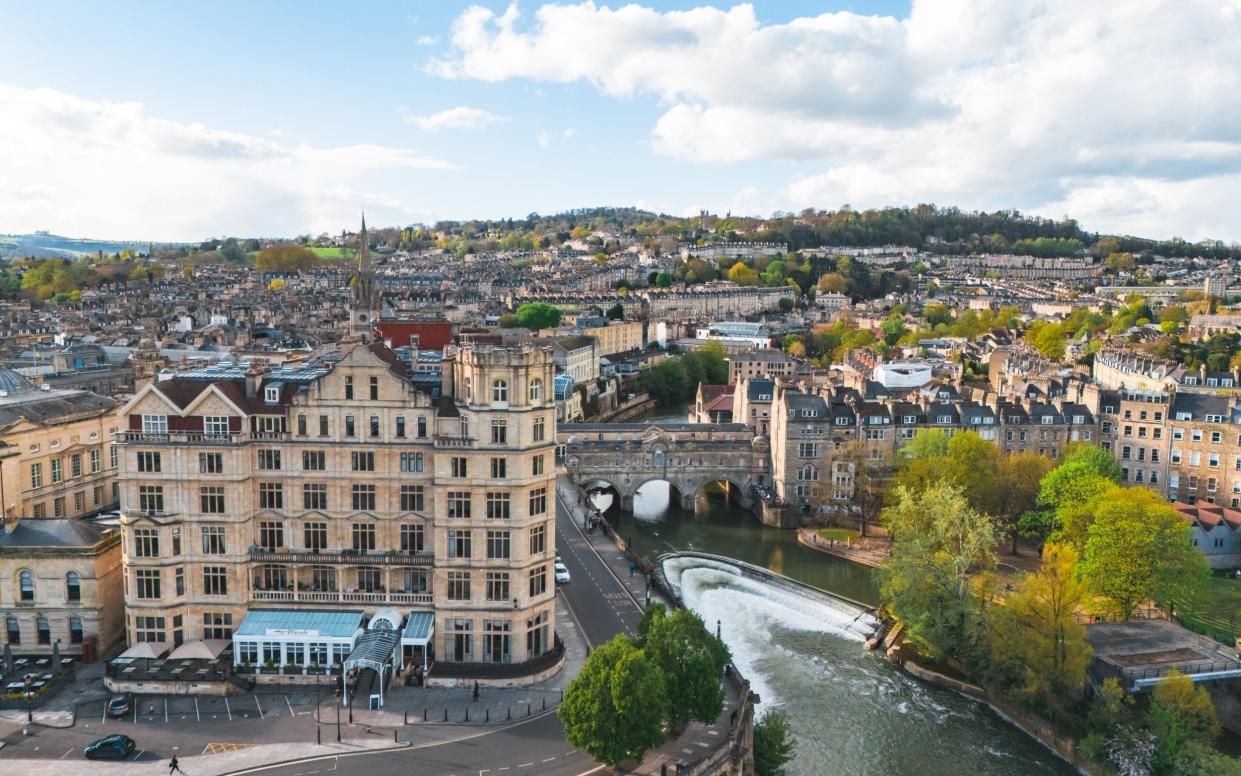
115, 338, 558, 678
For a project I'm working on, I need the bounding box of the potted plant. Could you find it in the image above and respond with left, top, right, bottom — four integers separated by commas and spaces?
260, 660, 280, 675
236, 660, 255, 674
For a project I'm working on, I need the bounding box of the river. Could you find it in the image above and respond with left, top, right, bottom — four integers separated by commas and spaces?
588, 401, 1074, 775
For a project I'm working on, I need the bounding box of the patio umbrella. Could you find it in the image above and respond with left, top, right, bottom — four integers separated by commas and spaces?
51, 641, 60, 675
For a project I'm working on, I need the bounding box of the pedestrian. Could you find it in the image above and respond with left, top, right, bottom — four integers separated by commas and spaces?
169, 755, 184, 775
629, 561, 635, 578
472, 680, 480, 703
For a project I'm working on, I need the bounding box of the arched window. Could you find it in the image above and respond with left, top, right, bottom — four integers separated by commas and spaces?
492, 379, 509, 404
463, 376, 472, 403
69, 616, 84, 644
529, 378, 543, 402
66, 571, 81, 602
18, 570, 34, 602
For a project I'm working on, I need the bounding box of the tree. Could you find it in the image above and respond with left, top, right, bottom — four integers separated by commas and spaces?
655, 272, 673, 288
1080, 488, 1210, 620
644, 359, 689, 404
778, 297, 795, 313
753, 709, 796, 776
987, 544, 1091, 711
497, 313, 519, 328
727, 261, 759, 285
606, 302, 625, 320
642, 607, 731, 730
837, 441, 886, 538
559, 635, 666, 767
981, 451, 1053, 554
515, 302, 562, 330
1149, 669, 1221, 772
880, 484, 998, 660
267, 278, 287, 292
1038, 446, 1123, 547
256, 245, 320, 271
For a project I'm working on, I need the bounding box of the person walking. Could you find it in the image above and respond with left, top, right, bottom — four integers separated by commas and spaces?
169, 755, 184, 775
472, 680, 480, 703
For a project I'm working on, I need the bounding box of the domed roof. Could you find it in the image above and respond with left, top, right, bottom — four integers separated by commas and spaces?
0, 368, 34, 395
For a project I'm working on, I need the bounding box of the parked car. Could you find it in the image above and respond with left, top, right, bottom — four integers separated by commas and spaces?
555, 562, 571, 584
105, 694, 133, 718
84, 734, 135, 760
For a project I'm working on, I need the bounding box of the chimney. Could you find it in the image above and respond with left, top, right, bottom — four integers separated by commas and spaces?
245, 361, 265, 400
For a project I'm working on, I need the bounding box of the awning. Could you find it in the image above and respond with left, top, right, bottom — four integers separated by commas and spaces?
401, 611, 435, 647
167, 639, 231, 660
344, 629, 401, 670
119, 642, 168, 660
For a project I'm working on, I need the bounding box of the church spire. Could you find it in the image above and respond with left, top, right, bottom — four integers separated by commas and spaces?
350, 212, 380, 342
358, 212, 369, 270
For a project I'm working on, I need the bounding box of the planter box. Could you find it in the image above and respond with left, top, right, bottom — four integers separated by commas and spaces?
306, 667, 327, 676
259, 667, 280, 675
236, 666, 256, 675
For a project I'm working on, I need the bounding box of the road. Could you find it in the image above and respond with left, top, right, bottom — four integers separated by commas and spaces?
226, 491, 638, 776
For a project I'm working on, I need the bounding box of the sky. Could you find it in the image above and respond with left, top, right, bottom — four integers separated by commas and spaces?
0, 0, 1238, 243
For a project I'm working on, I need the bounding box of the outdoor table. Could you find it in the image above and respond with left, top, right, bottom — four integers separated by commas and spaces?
34, 658, 48, 666
60, 658, 73, 667
30, 681, 45, 690
13, 659, 27, 666
122, 667, 136, 674
5, 682, 23, 692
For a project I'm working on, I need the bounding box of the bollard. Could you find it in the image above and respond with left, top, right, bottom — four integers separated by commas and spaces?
465, 708, 469, 722
404, 710, 408, 725
486, 708, 490, 722
527, 703, 531, 716
560, 689, 564, 702
507, 707, 511, 720
424, 707, 428, 721
443, 708, 448, 722
394, 729, 398, 743
542, 697, 546, 711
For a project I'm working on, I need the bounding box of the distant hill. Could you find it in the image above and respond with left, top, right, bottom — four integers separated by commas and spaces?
0, 232, 173, 260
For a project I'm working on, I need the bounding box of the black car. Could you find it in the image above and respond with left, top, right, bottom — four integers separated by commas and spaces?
105, 694, 133, 718
84, 734, 135, 760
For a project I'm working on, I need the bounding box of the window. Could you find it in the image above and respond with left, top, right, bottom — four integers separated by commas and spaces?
369, 376, 379, 401
51, 458, 63, 483
530, 524, 546, 555
19, 569, 35, 602
297, 415, 307, 436
351, 451, 374, 471
135, 450, 164, 474
483, 620, 511, 663
136, 569, 161, 599
304, 522, 328, 551
530, 379, 543, 402
400, 524, 425, 553
175, 567, 185, 597
199, 452, 223, 474
464, 377, 473, 403
448, 491, 471, 518
70, 617, 83, 644
6, 616, 19, 644
417, 417, 427, 438
203, 416, 229, 435
400, 485, 424, 512
352, 523, 376, 551
491, 420, 508, 445
203, 567, 228, 596
202, 527, 226, 554
395, 417, 406, 438
30, 462, 41, 488
448, 529, 472, 558
533, 416, 546, 442
1193, 430, 1204, 443
92, 455, 102, 477
352, 484, 376, 511
258, 482, 283, 510
487, 492, 511, 519
527, 610, 549, 657
447, 573, 472, 606
486, 572, 510, 602
529, 566, 547, 597
258, 449, 281, 470
359, 566, 385, 592
134, 616, 165, 643
1191, 451, 1202, 467
259, 521, 285, 550
142, 415, 168, 434
402, 568, 428, 593
74, 490, 85, 512
67, 453, 80, 478
53, 496, 65, 517
798, 442, 822, 458
487, 529, 511, 559
66, 571, 81, 601
344, 375, 354, 400
345, 416, 356, 437
400, 452, 424, 473
200, 486, 225, 513
35, 615, 50, 645
451, 457, 468, 477
529, 487, 547, 516
110, 445, 118, 468
302, 450, 326, 471
369, 415, 380, 438
491, 458, 507, 478
533, 455, 545, 476
32, 503, 44, 518
134, 528, 160, 557
491, 380, 508, 404
303, 483, 327, 510
203, 613, 233, 640
319, 415, 329, 437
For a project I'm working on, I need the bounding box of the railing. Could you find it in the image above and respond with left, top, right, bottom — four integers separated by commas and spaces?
434, 436, 476, 449
249, 549, 434, 566
116, 431, 259, 445
429, 635, 563, 680
251, 589, 433, 605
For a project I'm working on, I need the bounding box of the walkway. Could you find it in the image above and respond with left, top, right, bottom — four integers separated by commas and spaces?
797, 526, 890, 568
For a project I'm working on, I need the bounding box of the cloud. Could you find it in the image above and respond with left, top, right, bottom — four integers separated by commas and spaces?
406, 106, 509, 131
0, 84, 455, 241
416, 35, 438, 46
433, 0, 1241, 240
537, 129, 551, 149
563, 127, 575, 138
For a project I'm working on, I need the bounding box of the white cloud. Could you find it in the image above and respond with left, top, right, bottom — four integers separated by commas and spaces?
416, 35, 438, 46
433, 1, 1241, 240
537, 129, 551, 149
406, 106, 508, 131
0, 84, 455, 241
563, 127, 575, 138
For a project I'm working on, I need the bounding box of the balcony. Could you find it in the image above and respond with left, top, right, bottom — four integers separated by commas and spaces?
434, 436, 476, 449
249, 548, 434, 566
251, 589, 433, 605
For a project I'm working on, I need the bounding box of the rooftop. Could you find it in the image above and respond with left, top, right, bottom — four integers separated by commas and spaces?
234, 609, 365, 640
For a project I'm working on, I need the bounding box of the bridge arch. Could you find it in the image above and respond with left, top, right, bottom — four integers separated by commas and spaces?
630, 477, 690, 514
582, 479, 623, 516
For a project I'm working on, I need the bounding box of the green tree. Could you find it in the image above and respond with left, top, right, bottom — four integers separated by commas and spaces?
981, 451, 1053, 554
559, 635, 666, 767
753, 709, 796, 776
644, 359, 689, 404
497, 313, 519, 328
987, 543, 1091, 711
655, 272, 673, 288
642, 607, 731, 730
606, 302, 625, 320
879, 484, 998, 660
1149, 669, 1222, 773
1080, 488, 1210, 620
1037, 445, 1123, 547
514, 302, 562, 330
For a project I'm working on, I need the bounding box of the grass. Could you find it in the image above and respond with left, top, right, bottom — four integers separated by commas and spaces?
245, 246, 354, 265
818, 527, 859, 542
1172, 571, 1241, 646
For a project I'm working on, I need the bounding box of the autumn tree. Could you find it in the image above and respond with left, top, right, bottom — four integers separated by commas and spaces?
559, 635, 666, 767
255, 245, 321, 271
726, 261, 759, 285
987, 544, 1091, 712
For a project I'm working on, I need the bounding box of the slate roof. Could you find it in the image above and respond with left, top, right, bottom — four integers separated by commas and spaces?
0, 389, 117, 428
0, 518, 113, 548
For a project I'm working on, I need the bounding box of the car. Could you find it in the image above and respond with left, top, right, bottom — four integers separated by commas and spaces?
555, 562, 571, 584
84, 734, 135, 760
105, 694, 133, 718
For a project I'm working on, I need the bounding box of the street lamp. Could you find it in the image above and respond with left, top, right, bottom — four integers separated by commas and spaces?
315, 671, 321, 745
23, 674, 32, 722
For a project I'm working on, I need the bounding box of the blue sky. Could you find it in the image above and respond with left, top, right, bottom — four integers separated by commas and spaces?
0, 1, 1236, 242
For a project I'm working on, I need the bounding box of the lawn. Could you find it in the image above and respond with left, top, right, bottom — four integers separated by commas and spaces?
245, 246, 354, 264
818, 527, 859, 543
1173, 572, 1241, 645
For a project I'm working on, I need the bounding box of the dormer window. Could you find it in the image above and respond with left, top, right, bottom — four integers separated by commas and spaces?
902, 415, 916, 424
142, 415, 168, 435
264, 385, 279, 403
835, 417, 851, 426
1041, 415, 1054, 425
937, 415, 952, 424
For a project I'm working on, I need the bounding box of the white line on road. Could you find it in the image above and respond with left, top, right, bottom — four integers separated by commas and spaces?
225, 696, 232, 721
101, 702, 106, 725
195, 696, 200, 722
131, 749, 145, 761
164, 698, 169, 723
286, 694, 295, 717
255, 695, 265, 719
59, 748, 74, 759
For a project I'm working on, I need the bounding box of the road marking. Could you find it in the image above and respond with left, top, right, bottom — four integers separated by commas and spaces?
195, 696, 200, 722
102, 702, 107, 724
542, 757, 556, 762
518, 763, 534, 767
225, 696, 232, 721
132, 749, 146, 761
286, 694, 295, 716
255, 695, 264, 719
165, 698, 169, 723
60, 748, 74, 759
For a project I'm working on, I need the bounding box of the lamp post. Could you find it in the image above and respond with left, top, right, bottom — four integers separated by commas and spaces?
335, 687, 342, 743
315, 672, 321, 745
24, 674, 32, 722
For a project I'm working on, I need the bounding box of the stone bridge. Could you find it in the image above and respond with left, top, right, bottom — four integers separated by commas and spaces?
558, 422, 770, 513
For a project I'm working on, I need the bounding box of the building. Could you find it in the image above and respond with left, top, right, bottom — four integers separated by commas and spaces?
0, 516, 124, 658
696, 322, 772, 349
538, 335, 598, 384
565, 318, 644, 357
729, 349, 798, 382
1175, 501, 1241, 569
0, 368, 120, 521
